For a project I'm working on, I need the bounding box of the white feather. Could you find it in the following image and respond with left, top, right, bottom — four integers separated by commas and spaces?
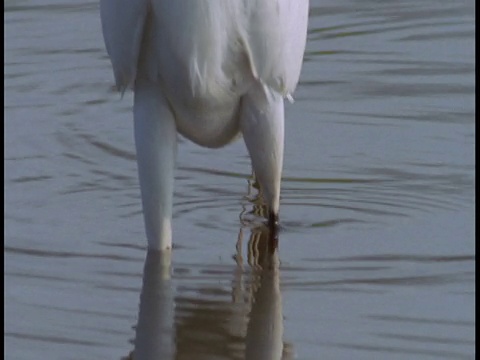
101, 0, 309, 99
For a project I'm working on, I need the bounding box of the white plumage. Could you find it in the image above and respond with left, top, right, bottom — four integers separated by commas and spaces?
100, 0, 309, 250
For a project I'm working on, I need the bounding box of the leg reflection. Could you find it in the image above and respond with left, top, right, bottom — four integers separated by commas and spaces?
130, 226, 292, 360
236, 224, 292, 360
134, 250, 175, 360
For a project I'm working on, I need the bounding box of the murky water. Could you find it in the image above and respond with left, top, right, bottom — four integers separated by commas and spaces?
4, 1, 475, 359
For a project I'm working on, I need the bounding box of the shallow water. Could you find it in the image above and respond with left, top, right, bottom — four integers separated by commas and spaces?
4, 1, 475, 359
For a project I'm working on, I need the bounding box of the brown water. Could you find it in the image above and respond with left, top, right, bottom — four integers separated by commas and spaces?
4, 0, 475, 359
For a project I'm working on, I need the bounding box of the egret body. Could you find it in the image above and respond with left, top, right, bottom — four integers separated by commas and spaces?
100, 1, 309, 250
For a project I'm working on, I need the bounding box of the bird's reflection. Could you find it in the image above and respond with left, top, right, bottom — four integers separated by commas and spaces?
130, 224, 291, 360
237, 225, 285, 360
133, 250, 175, 359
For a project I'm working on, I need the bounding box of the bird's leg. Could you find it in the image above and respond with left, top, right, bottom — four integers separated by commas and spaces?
268, 212, 279, 251
240, 84, 284, 248
134, 79, 177, 251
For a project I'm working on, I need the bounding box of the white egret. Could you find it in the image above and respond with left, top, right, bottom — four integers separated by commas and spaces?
100, 1, 309, 250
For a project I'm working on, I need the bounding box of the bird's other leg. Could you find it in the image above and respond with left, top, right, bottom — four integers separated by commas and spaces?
240, 84, 284, 246
134, 79, 177, 251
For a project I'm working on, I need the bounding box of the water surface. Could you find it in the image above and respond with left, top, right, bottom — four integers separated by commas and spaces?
4, 0, 475, 359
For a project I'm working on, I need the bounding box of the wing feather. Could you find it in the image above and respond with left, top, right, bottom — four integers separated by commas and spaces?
100, 0, 309, 98
100, 0, 149, 92
243, 0, 309, 97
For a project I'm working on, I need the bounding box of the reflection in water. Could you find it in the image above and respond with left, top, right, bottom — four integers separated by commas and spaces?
133, 250, 175, 359
131, 225, 289, 360
242, 226, 284, 360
